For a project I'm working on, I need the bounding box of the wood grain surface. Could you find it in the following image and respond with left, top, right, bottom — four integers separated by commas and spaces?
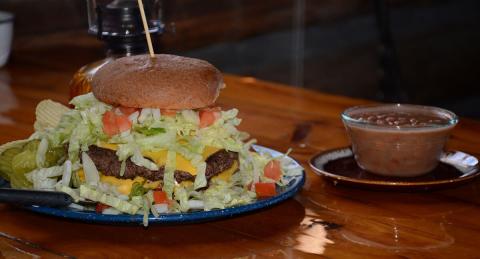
0, 36, 479, 259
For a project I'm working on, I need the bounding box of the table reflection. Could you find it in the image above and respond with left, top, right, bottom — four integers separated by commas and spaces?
302, 180, 480, 252
0, 71, 17, 125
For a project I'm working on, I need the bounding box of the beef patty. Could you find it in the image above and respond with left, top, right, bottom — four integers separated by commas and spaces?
85, 146, 238, 183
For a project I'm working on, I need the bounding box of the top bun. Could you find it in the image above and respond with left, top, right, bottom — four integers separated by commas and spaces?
91, 54, 223, 109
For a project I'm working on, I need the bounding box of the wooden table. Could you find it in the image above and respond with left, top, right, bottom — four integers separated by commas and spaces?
0, 38, 480, 258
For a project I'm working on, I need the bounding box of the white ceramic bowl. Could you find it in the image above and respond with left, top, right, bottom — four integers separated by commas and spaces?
0, 11, 13, 67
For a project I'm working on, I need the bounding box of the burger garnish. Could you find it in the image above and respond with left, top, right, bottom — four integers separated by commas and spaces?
0, 54, 302, 226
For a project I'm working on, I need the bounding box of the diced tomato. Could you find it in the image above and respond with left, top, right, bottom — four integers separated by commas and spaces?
118, 106, 139, 116
161, 109, 177, 117
102, 111, 133, 136
264, 160, 282, 181
115, 114, 132, 133
153, 190, 169, 204
199, 108, 221, 128
255, 182, 276, 198
102, 111, 119, 136
95, 203, 110, 213
199, 111, 216, 128
205, 107, 222, 112
207, 107, 222, 119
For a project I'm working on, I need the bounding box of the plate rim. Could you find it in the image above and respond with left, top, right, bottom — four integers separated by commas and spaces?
309, 147, 480, 188
23, 145, 305, 225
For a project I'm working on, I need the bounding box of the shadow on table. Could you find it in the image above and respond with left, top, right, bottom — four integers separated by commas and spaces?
0, 198, 309, 258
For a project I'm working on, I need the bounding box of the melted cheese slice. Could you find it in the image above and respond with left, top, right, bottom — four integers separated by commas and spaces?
179, 160, 239, 186
88, 143, 236, 195
98, 143, 222, 176
77, 169, 160, 195
100, 175, 144, 195
212, 160, 238, 182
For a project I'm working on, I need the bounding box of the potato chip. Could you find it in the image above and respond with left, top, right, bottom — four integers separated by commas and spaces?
33, 100, 70, 131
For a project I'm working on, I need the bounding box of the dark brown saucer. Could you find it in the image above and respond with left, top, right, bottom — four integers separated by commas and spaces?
309, 147, 480, 191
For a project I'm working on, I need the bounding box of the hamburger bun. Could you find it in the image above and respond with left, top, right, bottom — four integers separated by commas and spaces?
91, 54, 223, 109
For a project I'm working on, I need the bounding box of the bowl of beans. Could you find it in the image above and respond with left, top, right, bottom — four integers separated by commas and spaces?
342, 104, 458, 177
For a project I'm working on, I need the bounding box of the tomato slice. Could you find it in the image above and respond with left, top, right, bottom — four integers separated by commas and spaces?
161, 109, 177, 117
102, 111, 119, 136
153, 190, 169, 204
199, 108, 221, 128
199, 111, 216, 128
255, 182, 276, 198
102, 111, 133, 136
115, 114, 132, 133
264, 160, 282, 181
95, 203, 110, 213
118, 106, 139, 116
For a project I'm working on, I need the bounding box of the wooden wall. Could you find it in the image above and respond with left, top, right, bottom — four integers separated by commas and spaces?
0, 0, 426, 51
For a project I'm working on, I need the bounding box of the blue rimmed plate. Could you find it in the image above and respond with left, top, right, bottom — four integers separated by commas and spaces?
22, 145, 305, 225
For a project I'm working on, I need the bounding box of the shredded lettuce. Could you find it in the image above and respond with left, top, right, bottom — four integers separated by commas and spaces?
152, 109, 161, 121
135, 129, 176, 151
47, 110, 81, 148
162, 150, 176, 199
115, 139, 158, 170
138, 108, 153, 124
142, 196, 151, 226
79, 185, 140, 214
56, 184, 81, 202
81, 152, 100, 186
26, 165, 64, 190
128, 111, 140, 124
119, 160, 126, 177
147, 194, 159, 218
131, 148, 158, 170
203, 179, 256, 211
193, 161, 207, 190
130, 195, 143, 207
61, 160, 72, 186
35, 137, 48, 168
279, 156, 304, 186
44, 94, 110, 163
70, 92, 111, 111
170, 138, 202, 160
181, 110, 199, 125
174, 186, 190, 212
197, 109, 248, 153
153, 203, 169, 214
188, 200, 204, 210
103, 208, 122, 215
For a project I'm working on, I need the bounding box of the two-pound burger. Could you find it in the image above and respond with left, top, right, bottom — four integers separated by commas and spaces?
0, 54, 300, 222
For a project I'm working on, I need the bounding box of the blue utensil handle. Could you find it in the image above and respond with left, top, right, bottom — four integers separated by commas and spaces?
0, 188, 73, 207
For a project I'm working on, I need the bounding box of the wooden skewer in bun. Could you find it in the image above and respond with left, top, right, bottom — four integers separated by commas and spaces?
137, 0, 155, 58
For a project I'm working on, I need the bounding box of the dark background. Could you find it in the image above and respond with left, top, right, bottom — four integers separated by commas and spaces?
1, 0, 479, 119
